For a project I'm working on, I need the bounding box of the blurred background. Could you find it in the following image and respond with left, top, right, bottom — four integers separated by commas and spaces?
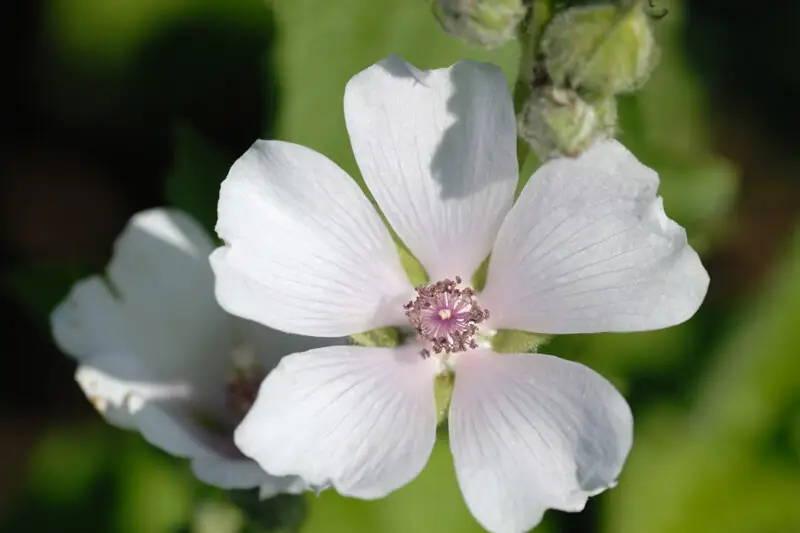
1, 0, 798, 532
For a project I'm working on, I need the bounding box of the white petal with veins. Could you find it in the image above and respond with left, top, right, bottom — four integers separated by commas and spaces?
449, 350, 632, 533
345, 56, 517, 281
235, 344, 439, 499
213, 140, 413, 337
482, 139, 709, 334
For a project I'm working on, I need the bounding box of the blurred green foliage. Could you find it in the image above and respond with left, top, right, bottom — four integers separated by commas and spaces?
3, 0, 798, 533
1, 424, 194, 533
269, 0, 518, 178
165, 125, 232, 235
607, 227, 800, 533
2, 264, 94, 319
616, 0, 737, 252
43, 0, 269, 71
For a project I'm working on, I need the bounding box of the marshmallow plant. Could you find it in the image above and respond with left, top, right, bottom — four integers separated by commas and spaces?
211, 56, 708, 533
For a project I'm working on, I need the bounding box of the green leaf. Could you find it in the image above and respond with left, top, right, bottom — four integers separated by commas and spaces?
164, 124, 232, 234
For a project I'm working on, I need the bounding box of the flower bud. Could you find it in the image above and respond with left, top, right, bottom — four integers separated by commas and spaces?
541, 2, 659, 95
432, 0, 527, 48
518, 85, 617, 159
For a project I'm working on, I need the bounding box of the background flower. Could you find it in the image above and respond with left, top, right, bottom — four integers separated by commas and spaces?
51, 208, 332, 497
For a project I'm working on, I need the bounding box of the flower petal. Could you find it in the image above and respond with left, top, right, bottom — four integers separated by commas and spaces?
213, 140, 413, 337
94, 390, 233, 466
130, 401, 224, 459
77, 362, 298, 493
192, 456, 269, 489
133, 401, 289, 493
344, 56, 518, 281
481, 139, 709, 334
51, 208, 232, 403
191, 456, 305, 495
74, 362, 191, 430
52, 208, 310, 495
234, 344, 438, 499
449, 350, 632, 533
235, 317, 346, 372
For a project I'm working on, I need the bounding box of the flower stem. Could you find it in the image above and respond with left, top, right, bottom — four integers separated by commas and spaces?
513, 0, 555, 170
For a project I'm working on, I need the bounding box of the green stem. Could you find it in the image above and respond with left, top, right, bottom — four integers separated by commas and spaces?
513, 0, 555, 170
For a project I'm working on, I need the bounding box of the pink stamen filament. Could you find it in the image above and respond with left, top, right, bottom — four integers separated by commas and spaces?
404, 276, 489, 358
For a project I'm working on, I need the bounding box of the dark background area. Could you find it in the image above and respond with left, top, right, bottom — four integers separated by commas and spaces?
0, 0, 279, 511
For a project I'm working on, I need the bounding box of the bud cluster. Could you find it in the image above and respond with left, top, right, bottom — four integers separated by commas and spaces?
431, 0, 527, 47
429, 0, 661, 160
541, 2, 658, 97
521, 1, 660, 159
518, 85, 617, 159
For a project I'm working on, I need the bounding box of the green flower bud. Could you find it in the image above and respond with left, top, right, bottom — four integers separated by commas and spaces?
432, 0, 527, 48
518, 85, 617, 159
541, 2, 659, 95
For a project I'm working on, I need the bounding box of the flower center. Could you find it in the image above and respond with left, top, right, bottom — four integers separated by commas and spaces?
225, 344, 265, 423
226, 371, 263, 422
404, 276, 489, 358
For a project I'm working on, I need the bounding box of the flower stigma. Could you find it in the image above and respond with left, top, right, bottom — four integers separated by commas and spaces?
404, 276, 489, 358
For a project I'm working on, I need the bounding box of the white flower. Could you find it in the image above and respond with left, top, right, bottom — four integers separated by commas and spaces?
211, 56, 709, 533
50, 208, 335, 498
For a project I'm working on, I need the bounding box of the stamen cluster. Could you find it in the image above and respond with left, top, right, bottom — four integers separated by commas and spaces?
404, 276, 489, 358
